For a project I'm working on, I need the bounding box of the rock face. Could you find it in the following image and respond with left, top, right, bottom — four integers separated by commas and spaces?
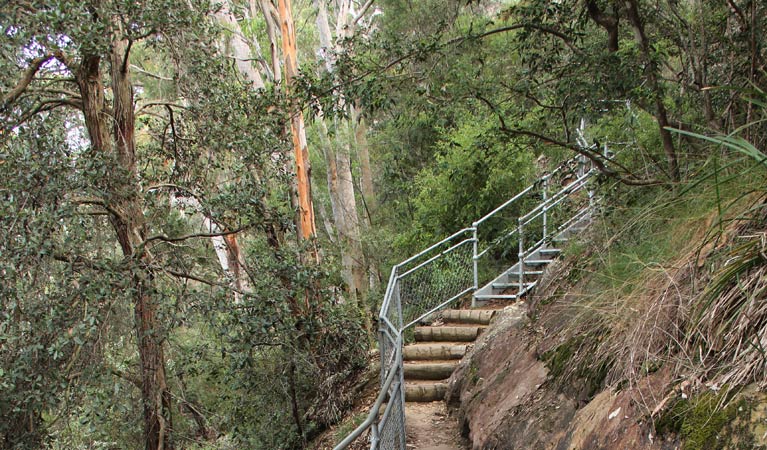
445, 300, 767, 450
446, 301, 673, 450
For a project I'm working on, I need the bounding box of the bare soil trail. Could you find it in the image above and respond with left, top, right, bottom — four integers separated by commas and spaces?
405, 401, 465, 450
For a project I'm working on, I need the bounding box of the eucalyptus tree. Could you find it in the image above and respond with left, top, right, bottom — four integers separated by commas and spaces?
311, 0, 378, 308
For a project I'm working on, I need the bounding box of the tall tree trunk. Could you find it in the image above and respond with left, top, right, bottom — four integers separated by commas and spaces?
335, 124, 366, 301
351, 106, 381, 293
624, 0, 680, 182
277, 0, 318, 246
216, 0, 266, 89
352, 105, 376, 216
76, 37, 173, 450
257, 0, 283, 83
314, 0, 368, 303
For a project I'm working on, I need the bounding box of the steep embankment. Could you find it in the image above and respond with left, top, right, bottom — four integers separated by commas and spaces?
447, 186, 767, 450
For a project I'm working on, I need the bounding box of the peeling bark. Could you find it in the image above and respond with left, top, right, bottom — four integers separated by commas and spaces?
278, 0, 318, 246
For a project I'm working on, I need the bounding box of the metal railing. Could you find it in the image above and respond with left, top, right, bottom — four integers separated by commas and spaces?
335, 154, 598, 450
472, 156, 594, 299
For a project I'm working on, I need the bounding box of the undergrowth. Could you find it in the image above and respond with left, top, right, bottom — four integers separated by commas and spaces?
541, 153, 767, 406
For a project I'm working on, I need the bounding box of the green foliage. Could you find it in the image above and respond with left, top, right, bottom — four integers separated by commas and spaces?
409, 116, 535, 243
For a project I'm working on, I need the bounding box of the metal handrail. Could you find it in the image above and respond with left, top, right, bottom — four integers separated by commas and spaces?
519, 171, 593, 224
397, 227, 474, 270
403, 285, 475, 331
397, 236, 474, 280
473, 184, 536, 227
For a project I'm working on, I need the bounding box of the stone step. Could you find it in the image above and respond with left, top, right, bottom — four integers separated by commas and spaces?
539, 248, 562, 256
404, 362, 458, 380
440, 309, 496, 325
403, 343, 467, 361
405, 382, 447, 402
414, 326, 483, 342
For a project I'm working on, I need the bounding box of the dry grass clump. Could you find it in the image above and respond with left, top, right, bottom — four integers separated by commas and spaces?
545, 184, 767, 407
686, 204, 767, 390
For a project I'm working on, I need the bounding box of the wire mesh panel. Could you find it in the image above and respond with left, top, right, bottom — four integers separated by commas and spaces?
382, 278, 401, 328
378, 326, 398, 386
397, 237, 474, 327
376, 383, 405, 450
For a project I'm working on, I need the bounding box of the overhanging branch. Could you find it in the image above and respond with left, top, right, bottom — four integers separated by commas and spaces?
143, 225, 252, 245
1, 54, 54, 112
499, 126, 663, 186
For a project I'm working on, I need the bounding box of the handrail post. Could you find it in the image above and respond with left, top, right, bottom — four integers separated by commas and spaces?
518, 218, 524, 291
472, 225, 478, 307
378, 328, 386, 387
370, 420, 379, 449
542, 176, 549, 243
397, 344, 406, 450
395, 277, 403, 330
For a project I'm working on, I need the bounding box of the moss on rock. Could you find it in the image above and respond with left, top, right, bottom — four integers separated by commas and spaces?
655, 390, 767, 450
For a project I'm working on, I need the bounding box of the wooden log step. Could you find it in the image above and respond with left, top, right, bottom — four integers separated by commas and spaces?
440, 309, 496, 325
414, 326, 482, 342
405, 383, 447, 402
403, 344, 467, 361
404, 362, 457, 380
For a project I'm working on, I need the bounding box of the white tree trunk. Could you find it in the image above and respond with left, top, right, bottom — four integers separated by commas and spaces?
352, 104, 376, 215
215, 0, 266, 89
256, 0, 283, 83
334, 126, 366, 298
314, 0, 368, 299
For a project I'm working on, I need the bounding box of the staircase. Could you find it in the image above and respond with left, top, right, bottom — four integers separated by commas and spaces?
334, 155, 597, 450
403, 309, 495, 402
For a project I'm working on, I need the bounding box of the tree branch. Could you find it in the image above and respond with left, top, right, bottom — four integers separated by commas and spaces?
130, 64, 174, 81
498, 126, 663, 186
449, 24, 584, 56
1, 54, 54, 112
320, 22, 582, 99
69, 196, 128, 223
158, 267, 256, 298
143, 225, 252, 245
351, 0, 375, 28
136, 101, 190, 115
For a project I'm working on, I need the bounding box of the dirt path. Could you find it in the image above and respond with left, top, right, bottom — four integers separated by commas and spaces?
405, 401, 466, 450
